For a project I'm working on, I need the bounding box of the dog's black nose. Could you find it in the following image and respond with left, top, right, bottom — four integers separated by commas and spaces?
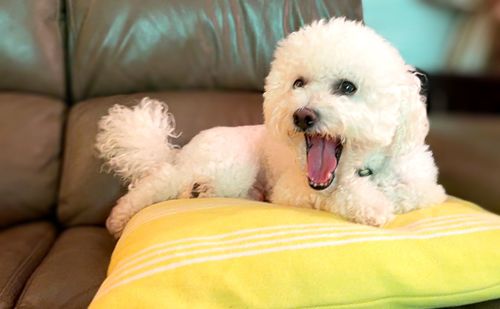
293, 108, 318, 131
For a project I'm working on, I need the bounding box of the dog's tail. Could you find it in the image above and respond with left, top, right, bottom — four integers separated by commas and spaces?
95, 97, 179, 187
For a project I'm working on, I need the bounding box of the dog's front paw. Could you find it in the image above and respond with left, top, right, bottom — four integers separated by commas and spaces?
354, 207, 394, 227
106, 198, 134, 239
331, 180, 395, 227
349, 195, 395, 227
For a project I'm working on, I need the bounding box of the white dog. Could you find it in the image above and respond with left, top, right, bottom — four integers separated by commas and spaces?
96, 18, 446, 238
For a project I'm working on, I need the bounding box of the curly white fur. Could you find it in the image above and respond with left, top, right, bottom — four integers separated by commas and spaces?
96, 18, 446, 238
96, 98, 179, 187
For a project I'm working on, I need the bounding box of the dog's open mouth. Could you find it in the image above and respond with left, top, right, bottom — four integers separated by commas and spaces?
305, 134, 343, 190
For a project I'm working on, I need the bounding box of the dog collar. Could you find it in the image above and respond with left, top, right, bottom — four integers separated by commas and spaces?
357, 168, 373, 177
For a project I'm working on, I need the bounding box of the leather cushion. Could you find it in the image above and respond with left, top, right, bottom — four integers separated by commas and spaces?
0, 93, 65, 227
58, 91, 263, 226
428, 114, 500, 214
0, 222, 56, 309
67, 0, 362, 101
0, 0, 64, 97
16, 227, 115, 309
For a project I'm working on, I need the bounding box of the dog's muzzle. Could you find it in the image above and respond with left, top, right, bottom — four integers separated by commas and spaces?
292, 108, 343, 191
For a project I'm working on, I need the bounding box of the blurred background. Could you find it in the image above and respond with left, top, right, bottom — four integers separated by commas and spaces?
364, 0, 500, 113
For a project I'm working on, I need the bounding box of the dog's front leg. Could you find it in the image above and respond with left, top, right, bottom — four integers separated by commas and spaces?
328, 175, 395, 227
270, 171, 317, 208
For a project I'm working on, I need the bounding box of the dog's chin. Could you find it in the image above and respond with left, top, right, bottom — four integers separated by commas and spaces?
303, 133, 344, 191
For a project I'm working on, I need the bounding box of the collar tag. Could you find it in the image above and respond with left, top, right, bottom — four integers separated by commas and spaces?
357, 168, 373, 177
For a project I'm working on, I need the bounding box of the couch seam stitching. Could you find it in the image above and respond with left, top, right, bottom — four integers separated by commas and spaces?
0, 231, 51, 298
7, 230, 52, 308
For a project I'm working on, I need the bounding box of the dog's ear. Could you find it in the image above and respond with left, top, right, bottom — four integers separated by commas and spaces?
409, 68, 429, 98
392, 68, 430, 153
411, 69, 428, 96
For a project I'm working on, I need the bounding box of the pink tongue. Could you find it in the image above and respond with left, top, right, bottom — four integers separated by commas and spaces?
307, 136, 338, 184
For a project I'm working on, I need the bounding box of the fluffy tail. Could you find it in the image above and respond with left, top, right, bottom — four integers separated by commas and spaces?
95, 97, 179, 187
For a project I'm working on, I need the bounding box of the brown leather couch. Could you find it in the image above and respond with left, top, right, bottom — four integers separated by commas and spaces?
0, 1, 497, 308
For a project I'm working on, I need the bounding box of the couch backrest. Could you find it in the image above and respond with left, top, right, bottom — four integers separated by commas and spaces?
67, 0, 362, 102
0, 0, 65, 98
0, 0, 65, 227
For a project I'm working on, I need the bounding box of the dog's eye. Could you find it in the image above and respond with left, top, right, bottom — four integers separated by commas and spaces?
293, 78, 305, 89
334, 80, 357, 96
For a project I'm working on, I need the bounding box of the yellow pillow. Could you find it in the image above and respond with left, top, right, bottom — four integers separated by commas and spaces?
91, 197, 500, 308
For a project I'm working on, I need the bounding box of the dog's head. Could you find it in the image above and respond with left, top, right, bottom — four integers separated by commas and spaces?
263, 18, 428, 191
